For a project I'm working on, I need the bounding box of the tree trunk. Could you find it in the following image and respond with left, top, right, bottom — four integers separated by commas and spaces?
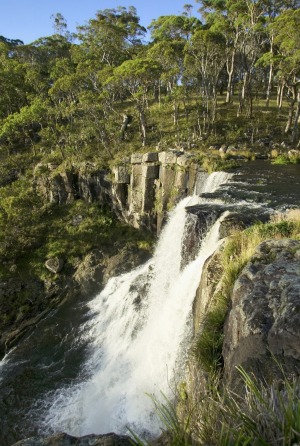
285, 100, 295, 134
139, 109, 146, 146
292, 94, 300, 142
266, 36, 274, 108
120, 114, 132, 140
241, 71, 248, 101
173, 100, 179, 127
226, 49, 236, 104
285, 85, 297, 134
266, 62, 273, 108
277, 81, 284, 109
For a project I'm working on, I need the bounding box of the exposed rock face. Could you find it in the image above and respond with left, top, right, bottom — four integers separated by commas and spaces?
73, 249, 105, 295
12, 432, 132, 446
111, 151, 203, 232
36, 152, 207, 233
35, 163, 111, 206
223, 239, 300, 388
184, 247, 225, 407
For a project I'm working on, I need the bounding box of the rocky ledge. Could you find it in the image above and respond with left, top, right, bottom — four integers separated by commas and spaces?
12, 432, 132, 446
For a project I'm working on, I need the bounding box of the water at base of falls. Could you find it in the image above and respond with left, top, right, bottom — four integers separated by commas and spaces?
40, 191, 226, 438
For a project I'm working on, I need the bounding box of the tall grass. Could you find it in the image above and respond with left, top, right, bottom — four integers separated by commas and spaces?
134, 370, 300, 446
218, 368, 300, 446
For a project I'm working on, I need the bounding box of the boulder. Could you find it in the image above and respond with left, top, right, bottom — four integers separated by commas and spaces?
45, 257, 64, 274
288, 149, 300, 158
102, 244, 151, 282
223, 239, 300, 389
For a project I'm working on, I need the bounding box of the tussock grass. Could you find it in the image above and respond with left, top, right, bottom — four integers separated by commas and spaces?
135, 370, 300, 446
217, 369, 300, 446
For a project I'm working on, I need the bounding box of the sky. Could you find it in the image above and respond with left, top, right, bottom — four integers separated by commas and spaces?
0, 0, 199, 44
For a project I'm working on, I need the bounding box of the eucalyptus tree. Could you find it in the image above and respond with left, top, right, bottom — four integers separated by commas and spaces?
147, 14, 201, 94
205, 4, 247, 104
19, 34, 73, 101
196, 0, 247, 104
147, 14, 201, 126
107, 58, 162, 145
271, 8, 300, 141
255, 0, 300, 106
51, 12, 68, 36
76, 7, 146, 69
0, 98, 49, 154
184, 29, 227, 127
0, 41, 27, 118
148, 14, 201, 42
147, 40, 186, 127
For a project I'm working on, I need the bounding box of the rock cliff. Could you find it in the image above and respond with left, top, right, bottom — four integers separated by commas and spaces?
223, 239, 300, 388
189, 237, 300, 396
36, 151, 206, 233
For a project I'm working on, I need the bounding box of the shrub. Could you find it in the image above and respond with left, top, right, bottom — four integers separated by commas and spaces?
271, 154, 290, 165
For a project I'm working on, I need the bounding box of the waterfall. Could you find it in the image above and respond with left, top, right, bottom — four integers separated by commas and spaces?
194, 170, 233, 195
39, 172, 232, 438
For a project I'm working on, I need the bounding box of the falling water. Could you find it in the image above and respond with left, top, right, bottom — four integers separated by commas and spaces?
40, 172, 231, 439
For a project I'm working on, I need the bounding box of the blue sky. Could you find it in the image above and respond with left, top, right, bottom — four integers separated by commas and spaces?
1, 0, 199, 44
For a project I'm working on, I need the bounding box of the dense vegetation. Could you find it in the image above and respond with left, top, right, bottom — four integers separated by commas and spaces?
1, 1, 300, 347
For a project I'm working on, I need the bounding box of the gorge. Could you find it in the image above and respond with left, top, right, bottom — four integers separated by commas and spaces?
0, 160, 300, 446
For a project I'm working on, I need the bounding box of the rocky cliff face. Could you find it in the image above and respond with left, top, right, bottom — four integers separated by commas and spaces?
112, 151, 201, 232
35, 162, 111, 206
36, 151, 206, 233
223, 239, 300, 388
188, 237, 300, 397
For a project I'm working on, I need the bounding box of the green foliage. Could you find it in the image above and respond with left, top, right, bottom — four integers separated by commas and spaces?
193, 293, 227, 373
271, 154, 291, 164
201, 157, 241, 173
149, 392, 191, 446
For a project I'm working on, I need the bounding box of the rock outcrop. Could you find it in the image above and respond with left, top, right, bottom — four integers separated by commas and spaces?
112, 151, 202, 232
35, 163, 111, 206
184, 235, 300, 407
223, 239, 300, 388
12, 432, 132, 446
36, 152, 207, 233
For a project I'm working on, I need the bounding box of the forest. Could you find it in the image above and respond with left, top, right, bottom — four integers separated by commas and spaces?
1, 0, 300, 335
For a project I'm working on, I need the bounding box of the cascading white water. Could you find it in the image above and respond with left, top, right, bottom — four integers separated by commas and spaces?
42, 172, 232, 438
201, 171, 233, 194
